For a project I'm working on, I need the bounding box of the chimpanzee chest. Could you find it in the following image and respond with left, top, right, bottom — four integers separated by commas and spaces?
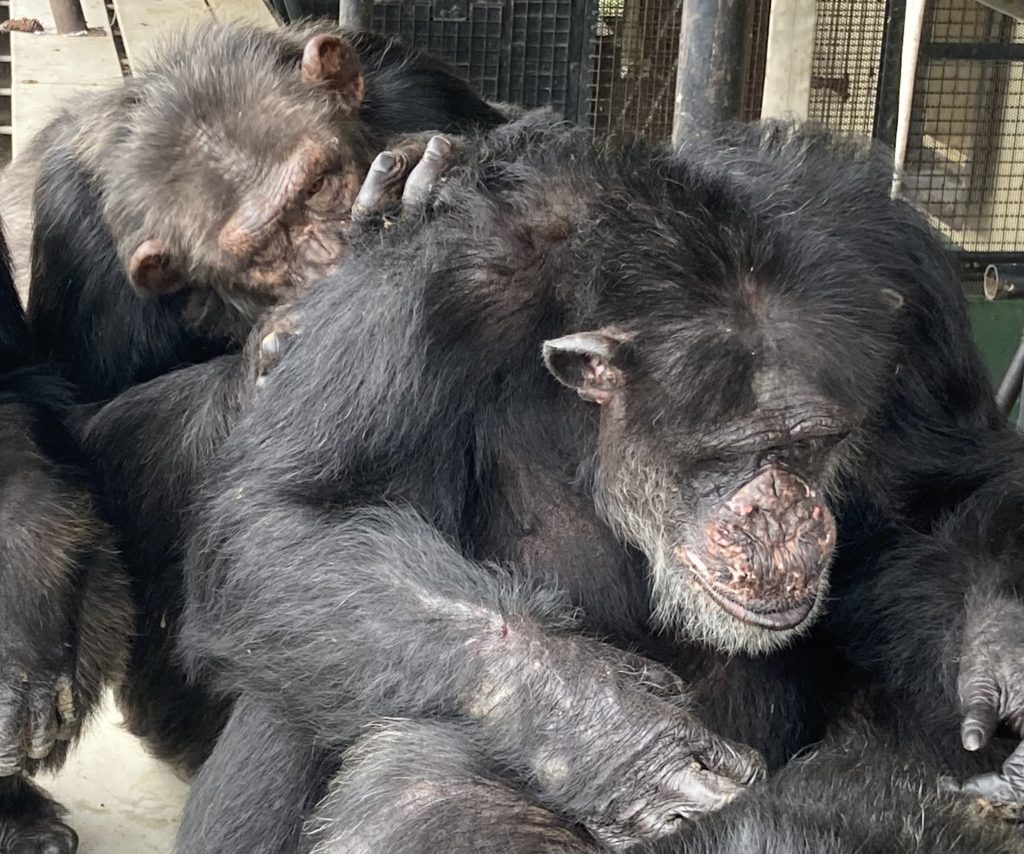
469, 447, 652, 639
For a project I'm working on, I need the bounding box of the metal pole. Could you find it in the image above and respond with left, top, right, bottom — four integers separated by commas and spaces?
996, 338, 1024, 417
50, 0, 87, 33
338, 0, 373, 30
671, 0, 747, 144
891, 0, 927, 198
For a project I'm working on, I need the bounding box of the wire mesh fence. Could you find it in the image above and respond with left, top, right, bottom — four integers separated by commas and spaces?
807, 0, 887, 135
369, 0, 584, 117
903, 0, 1024, 264
587, 0, 681, 139
801, 0, 1024, 293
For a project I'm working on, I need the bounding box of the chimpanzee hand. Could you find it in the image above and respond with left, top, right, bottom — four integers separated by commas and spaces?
472, 633, 764, 851
569, 696, 765, 850
0, 641, 78, 775
350, 133, 458, 228
958, 594, 1024, 816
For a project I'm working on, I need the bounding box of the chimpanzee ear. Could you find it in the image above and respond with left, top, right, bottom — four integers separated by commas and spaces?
542, 331, 626, 405
301, 34, 365, 115
128, 240, 185, 296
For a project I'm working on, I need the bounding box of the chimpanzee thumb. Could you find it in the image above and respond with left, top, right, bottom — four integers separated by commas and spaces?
959, 670, 1000, 752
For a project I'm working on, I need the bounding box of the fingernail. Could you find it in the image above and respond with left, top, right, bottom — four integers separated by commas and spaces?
372, 151, 396, 172
963, 729, 983, 751
426, 136, 452, 158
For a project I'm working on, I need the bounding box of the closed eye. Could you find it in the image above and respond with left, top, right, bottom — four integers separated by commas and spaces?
306, 175, 327, 199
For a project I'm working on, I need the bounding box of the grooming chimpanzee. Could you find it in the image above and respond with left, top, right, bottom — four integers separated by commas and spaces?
9, 20, 502, 400
168, 113, 1024, 852
0, 221, 131, 854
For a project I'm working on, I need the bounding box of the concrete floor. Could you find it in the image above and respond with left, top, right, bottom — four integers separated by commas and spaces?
38, 693, 188, 853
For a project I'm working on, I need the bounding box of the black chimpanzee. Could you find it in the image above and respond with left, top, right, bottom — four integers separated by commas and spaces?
6, 20, 502, 400
164, 113, 1024, 852
0, 220, 131, 854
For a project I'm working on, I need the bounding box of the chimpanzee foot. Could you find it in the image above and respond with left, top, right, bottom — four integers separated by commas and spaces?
351, 134, 457, 225
0, 777, 77, 854
254, 305, 303, 388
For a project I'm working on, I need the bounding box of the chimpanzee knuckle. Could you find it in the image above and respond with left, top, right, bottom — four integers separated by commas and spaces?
53, 677, 78, 741
957, 665, 999, 710
27, 714, 57, 760
0, 700, 24, 774
703, 734, 766, 784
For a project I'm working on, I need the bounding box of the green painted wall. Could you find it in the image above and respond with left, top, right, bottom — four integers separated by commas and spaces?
968, 297, 1024, 423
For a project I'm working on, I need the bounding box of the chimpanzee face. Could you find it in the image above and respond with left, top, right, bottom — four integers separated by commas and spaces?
113, 30, 374, 310
543, 263, 900, 656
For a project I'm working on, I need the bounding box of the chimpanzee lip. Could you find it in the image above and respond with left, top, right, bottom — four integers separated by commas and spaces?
678, 548, 819, 631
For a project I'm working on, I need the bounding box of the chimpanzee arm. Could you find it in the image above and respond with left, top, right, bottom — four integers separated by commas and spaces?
183, 496, 762, 849
179, 253, 762, 849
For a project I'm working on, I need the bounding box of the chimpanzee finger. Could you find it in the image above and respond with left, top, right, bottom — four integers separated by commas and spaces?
26, 687, 58, 760
401, 135, 454, 214
0, 686, 25, 775
661, 765, 746, 818
692, 729, 766, 785
53, 677, 77, 741
961, 740, 1024, 817
959, 674, 1001, 752
351, 151, 408, 224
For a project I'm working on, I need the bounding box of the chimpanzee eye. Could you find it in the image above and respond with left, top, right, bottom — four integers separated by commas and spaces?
306, 175, 327, 198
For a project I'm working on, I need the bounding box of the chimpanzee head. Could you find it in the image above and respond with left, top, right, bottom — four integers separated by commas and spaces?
542, 160, 905, 655
101, 23, 378, 309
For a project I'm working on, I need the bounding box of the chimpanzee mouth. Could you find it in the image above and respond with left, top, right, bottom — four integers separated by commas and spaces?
676, 547, 820, 631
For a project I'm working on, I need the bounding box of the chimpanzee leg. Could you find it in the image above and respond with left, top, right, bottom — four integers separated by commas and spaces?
176, 693, 331, 854
301, 719, 600, 854
0, 405, 132, 854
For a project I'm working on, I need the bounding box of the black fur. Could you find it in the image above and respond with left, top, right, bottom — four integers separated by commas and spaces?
76, 344, 257, 774
166, 114, 1024, 851
0, 223, 131, 854
48, 112, 1014, 850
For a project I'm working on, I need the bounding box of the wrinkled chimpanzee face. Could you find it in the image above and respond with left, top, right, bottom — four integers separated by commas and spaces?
543, 266, 901, 656
111, 30, 375, 311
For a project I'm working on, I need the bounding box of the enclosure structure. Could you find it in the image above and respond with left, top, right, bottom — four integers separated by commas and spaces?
4, 0, 1022, 297
0, 0, 274, 162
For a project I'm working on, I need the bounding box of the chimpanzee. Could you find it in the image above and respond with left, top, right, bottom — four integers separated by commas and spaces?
6, 20, 503, 400
163, 112, 1024, 852
0, 220, 131, 854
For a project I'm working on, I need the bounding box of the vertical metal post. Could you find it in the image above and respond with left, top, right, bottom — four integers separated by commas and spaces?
50, 0, 87, 33
339, 0, 374, 30
891, 0, 927, 197
671, 0, 748, 144
873, 0, 908, 146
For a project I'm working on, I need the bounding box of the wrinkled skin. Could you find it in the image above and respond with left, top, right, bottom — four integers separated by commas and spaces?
960, 595, 1024, 815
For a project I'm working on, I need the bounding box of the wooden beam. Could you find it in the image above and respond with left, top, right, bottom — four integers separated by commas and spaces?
207, 0, 278, 28
113, 0, 276, 71
9, 0, 121, 155
760, 0, 818, 120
